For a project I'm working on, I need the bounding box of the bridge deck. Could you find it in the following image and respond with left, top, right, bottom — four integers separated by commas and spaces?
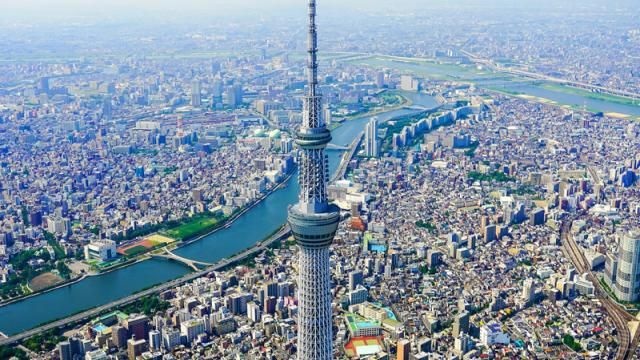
331, 131, 364, 183
0, 225, 292, 347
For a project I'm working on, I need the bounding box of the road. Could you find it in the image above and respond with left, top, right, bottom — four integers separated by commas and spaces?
587, 166, 603, 186
561, 219, 635, 359
331, 131, 364, 183
0, 225, 291, 347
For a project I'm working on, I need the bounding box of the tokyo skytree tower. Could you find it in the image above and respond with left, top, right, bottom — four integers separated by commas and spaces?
287, 0, 340, 359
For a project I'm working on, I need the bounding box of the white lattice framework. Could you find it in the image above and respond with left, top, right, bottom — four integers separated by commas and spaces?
299, 148, 329, 208
298, 247, 333, 359
289, 1, 339, 359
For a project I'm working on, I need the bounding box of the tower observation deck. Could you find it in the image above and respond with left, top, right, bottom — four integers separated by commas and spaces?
287, 0, 340, 359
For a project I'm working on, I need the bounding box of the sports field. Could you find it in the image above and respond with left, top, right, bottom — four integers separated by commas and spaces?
117, 234, 176, 256
29, 272, 64, 292
163, 214, 224, 241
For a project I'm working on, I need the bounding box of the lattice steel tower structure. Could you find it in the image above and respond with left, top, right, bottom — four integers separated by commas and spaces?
288, 0, 340, 359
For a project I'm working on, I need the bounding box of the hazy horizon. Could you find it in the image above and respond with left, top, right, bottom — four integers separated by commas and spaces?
2, 0, 637, 24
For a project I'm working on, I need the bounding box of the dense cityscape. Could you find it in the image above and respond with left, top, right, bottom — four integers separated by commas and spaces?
1, 0, 640, 359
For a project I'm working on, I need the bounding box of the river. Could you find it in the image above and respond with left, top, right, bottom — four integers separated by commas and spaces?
352, 57, 640, 116
481, 82, 640, 116
0, 92, 438, 336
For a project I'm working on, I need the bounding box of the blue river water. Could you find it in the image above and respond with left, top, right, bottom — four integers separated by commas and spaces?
0, 92, 438, 336
479, 82, 640, 116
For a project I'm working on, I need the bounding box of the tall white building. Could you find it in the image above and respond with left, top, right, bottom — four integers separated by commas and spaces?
521, 278, 535, 305
287, 1, 340, 359
162, 328, 181, 350
247, 302, 262, 323
191, 80, 202, 107
323, 104, 332, 127
180, 318, 207, 344
148, 330, 161, 351
612, 231, 640, 302
400, 75, 419, 91
365, 117, 379, 157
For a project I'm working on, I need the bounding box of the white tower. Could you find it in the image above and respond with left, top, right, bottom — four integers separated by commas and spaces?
365, 117, 379, 157
288, 1, 340, 359
614, 231, 640, 302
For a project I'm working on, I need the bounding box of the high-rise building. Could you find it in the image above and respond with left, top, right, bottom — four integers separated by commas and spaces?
452, 311, 470, 337
397, 339, 411, 360
365, 117, 379, 157
210, 60, 221, 75
227, 85, 243, 108
455, 333, 471, 355
127, 338, 148, 360
522, 278, 535, 305
247, 302, 262, 323
375, 72, 385, 88
484, 224, 497, 242
39, 77, 50, 94
149, 330, 162, 350
212, 79, 224, 98
111, 325, 128, 349
85, 350, 108, 360
162, 328, 182, 350
400, 75, 419, 91
417, 338, 432, 353
348, 271, 364, 291
611, 231, 640, 302
102, 98, 113, 121
323, 104, 332, 127
349, 285, 368, 305
58, 341, 72, 360
191, 80, 202, 107
256, 100, 282, 115
287, 1, 340, 359
180, 318, 207, 343
125, 314, 150, 341
281, 138, 294, 154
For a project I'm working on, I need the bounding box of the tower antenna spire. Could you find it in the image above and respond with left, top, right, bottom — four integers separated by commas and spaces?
288, 0, 340, 359
308, 0, 318, 97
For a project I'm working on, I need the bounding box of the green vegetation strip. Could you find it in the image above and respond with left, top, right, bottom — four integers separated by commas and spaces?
119, 295, 171, 317
415, 220, 436, 232
0, 346, 28, 359
540, 83, 640, 108
563, 334, 583, 352
468, 171, 515, 183
163, 213, 226, 242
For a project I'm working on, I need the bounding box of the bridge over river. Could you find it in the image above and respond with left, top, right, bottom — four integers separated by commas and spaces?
151, 249, 213, 271
0, 225, 292, 347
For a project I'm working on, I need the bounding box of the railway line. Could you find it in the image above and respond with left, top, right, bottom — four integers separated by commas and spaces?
561, 220, 635, 359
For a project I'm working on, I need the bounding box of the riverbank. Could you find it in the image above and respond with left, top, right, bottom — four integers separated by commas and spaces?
539, 83, 640, 107
116, 168, 296, 262
0, 221, 293, 347
486, 88, 640, 121
104, 169, 297, 271
0, 93, 440, 337
0, 273, 86, 308
172, 170, 296, 251
345, 54, 640, 118
0, 170, 296, 308
331, 90, 413, 130
0, 253, 154, 308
